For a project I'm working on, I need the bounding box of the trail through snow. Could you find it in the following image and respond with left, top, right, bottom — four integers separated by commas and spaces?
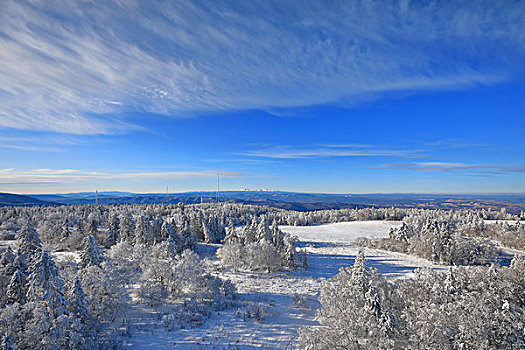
123, 221, 446, 349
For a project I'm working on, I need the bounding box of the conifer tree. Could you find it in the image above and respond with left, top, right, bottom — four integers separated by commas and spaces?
225, 220, 239, 245
79, 235, 104, 268
1, 332, 17, 350
6, 268, 26, 304
134, 216, 153, 245
17, 219, 42, 258
180, 219, 196, 251
256, 216, 272, 242
160, 221, 174, 241
12, 248, 27, 275
26, 251, 69, 319
68, 277, 89, 323
106, 213, 119, 247
119, 213, 132, 242
0, 247, 15, 272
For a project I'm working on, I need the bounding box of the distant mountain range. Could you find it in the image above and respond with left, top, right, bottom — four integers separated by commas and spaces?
1, 190, 524, 214
0, 193, 57, 206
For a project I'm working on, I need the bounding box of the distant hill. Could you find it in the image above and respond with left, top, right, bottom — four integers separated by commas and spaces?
0, 193, 58, 206
26, 190, 525, 213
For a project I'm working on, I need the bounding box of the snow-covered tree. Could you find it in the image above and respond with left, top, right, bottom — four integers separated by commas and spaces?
180, 219, 197, 251
119, 213, 133, 242
79, 235, 104, 268
1, 331, 17, 350
16, 219, 42, 258
68, 277, 89, 323
160, 220, 174, 242
106, 213, 119, 247
299, 250, 397, 349
26, 251, 69, 319
134, 216, 153, 245
6, 269, 26, 304
256, 216, 272, 242
0, 247, 15, 273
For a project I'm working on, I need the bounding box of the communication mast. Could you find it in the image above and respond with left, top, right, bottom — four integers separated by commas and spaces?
95, 190, 98, 205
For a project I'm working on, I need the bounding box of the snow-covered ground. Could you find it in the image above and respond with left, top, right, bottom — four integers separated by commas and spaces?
281, 220, 400, 243
484, 219, 520, 225
124, 221, 447, 349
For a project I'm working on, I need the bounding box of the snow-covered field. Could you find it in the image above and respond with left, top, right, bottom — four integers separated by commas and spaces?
483, 219, 520, 225
281, 220, 400, 243
123, 221, 447, 349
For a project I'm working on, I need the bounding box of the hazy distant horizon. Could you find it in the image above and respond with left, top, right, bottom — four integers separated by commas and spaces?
10, 189, 525, 197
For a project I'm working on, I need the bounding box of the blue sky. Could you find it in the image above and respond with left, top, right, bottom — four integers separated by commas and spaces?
1, 0, 524, 194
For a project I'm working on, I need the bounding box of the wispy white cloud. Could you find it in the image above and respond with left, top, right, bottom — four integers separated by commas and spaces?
0, 144, 62, 152
0, 168, 241, 185
238, 144, 426, 159
0, 0, 524, 134
370, 161, 525, 173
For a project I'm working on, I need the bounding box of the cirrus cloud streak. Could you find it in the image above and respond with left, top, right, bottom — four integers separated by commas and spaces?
1, 0, 524, 134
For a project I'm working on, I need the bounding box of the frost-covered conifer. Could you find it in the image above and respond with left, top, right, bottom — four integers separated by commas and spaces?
68, 277, 89, 323
26, 251, 69, 319
12, 249, 27, 275
6, 269, 26, 304
224, 220, 240, 245
242, 219, 257, 244
271, 220, 282, 248
151, 216, 164, 244
165, 234, 180, 258
16, 219, 42, 258
1, 331, 17, 350
79, 235, 104, 268
160, 220, 174, 241
180, 219, 196, 251
87, 217, 98, 237
299, 250, 397, 349
247, 240, 280, 272
202, 220, 212, 243
106, 213, 120, 247
256, 216, 272, 242
119, 213, 133, 242
0, 247, 15, 272
134, 216, 153, 245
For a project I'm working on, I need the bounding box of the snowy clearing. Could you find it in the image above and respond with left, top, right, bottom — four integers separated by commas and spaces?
280, 220, 401, 243
124, 221, 446, 349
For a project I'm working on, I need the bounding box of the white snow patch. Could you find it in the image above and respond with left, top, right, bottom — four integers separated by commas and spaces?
280, 221, 401, 244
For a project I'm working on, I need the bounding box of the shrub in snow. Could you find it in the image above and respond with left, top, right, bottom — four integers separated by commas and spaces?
470, 219, 525, 250
246, 240, 281, 272
239, 302, 269, 322
165, 298, 211, 329
79, 263, 129, 322
136, 278, 169, 307
136, 245, 236, 328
